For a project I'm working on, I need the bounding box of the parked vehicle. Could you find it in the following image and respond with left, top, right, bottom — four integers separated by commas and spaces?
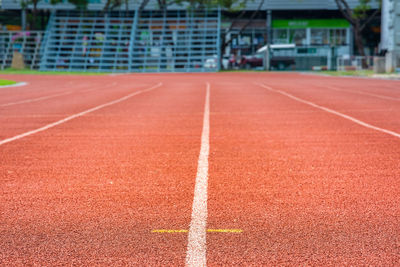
222, 55, 230, 69
271, 56, 295, 70
227, 54, 239, 69
239, 53, 295, 70
204, 55, 229, 70
240, 54, 263, 69
204, 57, 217, 69
256, 44, 296, 70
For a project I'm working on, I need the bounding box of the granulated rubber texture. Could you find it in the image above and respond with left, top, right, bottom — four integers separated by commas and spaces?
1, 73, 399, 266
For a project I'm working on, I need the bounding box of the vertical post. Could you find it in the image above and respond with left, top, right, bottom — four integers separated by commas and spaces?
22, 9, 27, 31
349, 25, 354, 57
186, 10, 192, 72
202, 9, 207, 72
128, 9, 139, 72
266, 9, 272, 71
158, 8, 167, 72
327, 46, 332, 70
391, 0, 399, 72
217, 6, 221, 71
306, 28, 311, 46
39, 10, 55, 71
252, 28, 255, 54
381, 0, 390, 53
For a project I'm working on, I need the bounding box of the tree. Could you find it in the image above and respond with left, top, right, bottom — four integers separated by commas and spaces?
19, 0, 90, 29
65, 0, 89, 10
103, 0, 123, 12
335, 0, 381, 59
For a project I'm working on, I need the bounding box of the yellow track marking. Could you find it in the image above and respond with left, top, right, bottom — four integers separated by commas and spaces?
152, 229, 242, 233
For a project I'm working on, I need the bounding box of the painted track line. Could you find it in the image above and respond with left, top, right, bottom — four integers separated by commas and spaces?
255, 82, 400, 139
324, 85, 400, 102
0, 91, 73, 107
0, 81, 109, 107
0, 83, 162, 146
0, 82, 28, 89
185, 82, 210, 267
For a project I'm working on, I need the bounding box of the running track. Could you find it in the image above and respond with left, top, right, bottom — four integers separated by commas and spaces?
0, 73, 399, 266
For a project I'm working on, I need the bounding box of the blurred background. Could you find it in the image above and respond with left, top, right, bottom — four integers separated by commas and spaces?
0, 0, 398, 73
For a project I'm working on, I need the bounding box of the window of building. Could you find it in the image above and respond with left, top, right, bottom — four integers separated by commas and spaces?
253, 32, 265, 52
289, 29, 306, 45
310, 29, 329, 45
273, 29, 288, 44
239, 34, 251, 47
231, 33, 239, 48
330, 29, 347, 45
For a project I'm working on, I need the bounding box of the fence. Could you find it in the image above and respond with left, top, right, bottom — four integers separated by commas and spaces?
0, 31, 44, 69
336, 56, 374, 71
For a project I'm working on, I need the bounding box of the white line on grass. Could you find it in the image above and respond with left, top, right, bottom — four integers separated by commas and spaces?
0, 83, 162, 146
0, 82, 28, 89
186, 82, 210, 267
324, 85, 400, 102
255, 82, 400, 139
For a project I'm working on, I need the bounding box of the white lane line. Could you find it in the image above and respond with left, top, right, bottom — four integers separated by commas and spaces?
0, 83, 162, 146
0, 91, 73, 107
255, 82, 400, 139
0, 82, 28, 89
324, 85, 400, 102
1, 81, 144, 107
186, 82, 210, 267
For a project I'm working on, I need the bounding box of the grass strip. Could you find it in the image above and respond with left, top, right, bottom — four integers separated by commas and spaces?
0, 79, 17, 86
316, 70, 374, 77
0, 68, 110, 75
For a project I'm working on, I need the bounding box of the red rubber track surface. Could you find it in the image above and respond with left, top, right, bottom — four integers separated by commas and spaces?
1, 73, 399, 266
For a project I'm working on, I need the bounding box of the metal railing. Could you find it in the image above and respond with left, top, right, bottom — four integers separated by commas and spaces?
39, 10, 221, 73
337, 56, 374, 71
0, 31, 45, 69
40, 12, 135, 72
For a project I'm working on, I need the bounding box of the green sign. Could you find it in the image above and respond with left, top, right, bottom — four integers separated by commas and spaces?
272, 19, 350, 29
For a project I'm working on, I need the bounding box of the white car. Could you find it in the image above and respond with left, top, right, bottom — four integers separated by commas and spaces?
204, 55, 229, 70
204, 58, 217, 69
